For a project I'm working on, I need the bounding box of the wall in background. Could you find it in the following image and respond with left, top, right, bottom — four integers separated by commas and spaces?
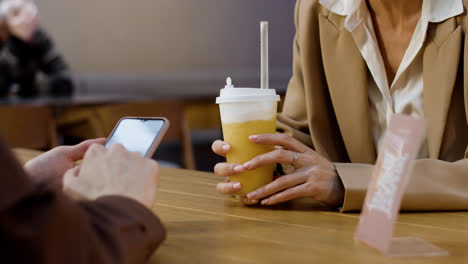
36, 0, 296, 93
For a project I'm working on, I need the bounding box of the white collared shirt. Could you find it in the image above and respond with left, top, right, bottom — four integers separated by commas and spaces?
319, 0, 463, 158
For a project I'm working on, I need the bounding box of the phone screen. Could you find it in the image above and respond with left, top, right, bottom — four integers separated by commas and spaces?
105, 118, 166, 156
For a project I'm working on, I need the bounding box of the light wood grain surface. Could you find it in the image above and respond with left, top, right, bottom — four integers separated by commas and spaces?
151, 168, 468, 264
13, 149, 468, 263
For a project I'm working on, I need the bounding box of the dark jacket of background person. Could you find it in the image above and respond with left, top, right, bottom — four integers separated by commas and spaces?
0, 29, 73, 97
0, 137, 166, 263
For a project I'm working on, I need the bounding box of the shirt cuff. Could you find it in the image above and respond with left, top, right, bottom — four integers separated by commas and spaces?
334, 163, 374, 212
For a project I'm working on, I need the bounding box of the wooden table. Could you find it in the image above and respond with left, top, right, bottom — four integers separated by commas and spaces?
13, 150, 468, 263
151, 168, 468, 264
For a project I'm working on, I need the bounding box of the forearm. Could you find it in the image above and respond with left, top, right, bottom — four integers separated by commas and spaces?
335, 159, 468, 212
80, 196, 166, 263
0, 138, 165, 263
0, 185, 165, 263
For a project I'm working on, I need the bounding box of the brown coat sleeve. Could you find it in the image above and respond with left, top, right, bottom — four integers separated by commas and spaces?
0, 137, 166, 263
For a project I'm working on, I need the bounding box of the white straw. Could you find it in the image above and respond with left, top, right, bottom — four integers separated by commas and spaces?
260, 21, 269, 89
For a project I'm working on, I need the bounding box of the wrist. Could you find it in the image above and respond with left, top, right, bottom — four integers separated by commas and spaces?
334, 172, 345, 207
329, 166, 345, 209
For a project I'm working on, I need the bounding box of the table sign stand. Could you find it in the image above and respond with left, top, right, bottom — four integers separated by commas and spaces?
354, 114, 449, 257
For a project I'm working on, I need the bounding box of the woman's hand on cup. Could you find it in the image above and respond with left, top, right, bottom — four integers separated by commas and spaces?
212, 134, 346, 208
211, 140, 259, 205
244, 134, 344, 207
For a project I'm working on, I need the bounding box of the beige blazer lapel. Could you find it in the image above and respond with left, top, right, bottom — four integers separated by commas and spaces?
423, 18, 463, 158
319, 13, 376, 164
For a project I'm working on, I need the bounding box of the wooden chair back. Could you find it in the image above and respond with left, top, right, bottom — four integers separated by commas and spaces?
0, 105, 57, 150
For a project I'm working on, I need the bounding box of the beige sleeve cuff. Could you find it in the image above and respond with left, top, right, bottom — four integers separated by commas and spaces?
334, 163, 374, 212
336, 159, 468, 212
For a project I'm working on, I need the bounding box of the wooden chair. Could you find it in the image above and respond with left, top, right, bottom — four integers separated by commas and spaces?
0, 105, 57, 150
185, 99, 222, 130
58, 100, 195, 170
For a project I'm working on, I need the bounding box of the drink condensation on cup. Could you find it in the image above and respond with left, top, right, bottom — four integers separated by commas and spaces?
216, 77, 280, 196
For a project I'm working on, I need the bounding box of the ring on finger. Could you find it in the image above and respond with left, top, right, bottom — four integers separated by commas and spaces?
291, 151, 299, 167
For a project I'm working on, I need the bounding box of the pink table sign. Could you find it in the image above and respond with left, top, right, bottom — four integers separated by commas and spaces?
354, 114, 449, 257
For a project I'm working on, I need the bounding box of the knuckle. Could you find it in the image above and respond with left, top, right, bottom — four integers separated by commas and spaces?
255, 186, 267, 196
262, 184, 275, 194
270, 193, 283, 202
310, 154, 320, 164
108, 143, 119, 151
213, 163, 223, 175
305, 166, 318, 176
216, 183, 230, 194
147, 159, 159, 170
111, 144, 128, 155
282, 190, 295, 199
211, 140, 220, 152
309, 153, 326, 165
88, 144, 100, 151
271, 149, 281, 159
256, 155, 266, 164
229, 163, 239, 171
111, 143, 125, 151
279, 133, 290, 142
52, 146, 69, 156
276, 149, 288, 159
214, 163, 231, 176
86, 144, 102, 155
131, 151, 144, 158
212, 140, 226, 155
240, 197, 258, 205
275, 176, 289, 186
216, 184, 223, 193
54, 145, 68, 153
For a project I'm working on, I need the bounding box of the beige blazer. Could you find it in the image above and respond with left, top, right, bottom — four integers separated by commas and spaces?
278, 0, 468, 212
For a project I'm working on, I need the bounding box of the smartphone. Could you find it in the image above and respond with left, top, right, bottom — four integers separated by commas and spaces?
105, 117, 170, 158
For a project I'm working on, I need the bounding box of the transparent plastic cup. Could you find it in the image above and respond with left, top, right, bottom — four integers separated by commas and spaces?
216, 86, 280, 196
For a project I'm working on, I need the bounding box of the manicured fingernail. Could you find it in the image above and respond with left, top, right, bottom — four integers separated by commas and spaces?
247, 191, 257, 199
234, 165, 243, 173
243, 162, 251, 169
233, 182, 241, 191
261, 199, 270, 205
222, 144, 230, 151
249, 135, 259, 142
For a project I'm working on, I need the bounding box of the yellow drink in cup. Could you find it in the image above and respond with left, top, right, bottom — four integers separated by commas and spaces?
222, 119, 276, 195
216, 80, 280, 196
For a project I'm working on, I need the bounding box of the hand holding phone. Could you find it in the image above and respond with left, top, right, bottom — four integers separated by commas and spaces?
64, 143, 160, 208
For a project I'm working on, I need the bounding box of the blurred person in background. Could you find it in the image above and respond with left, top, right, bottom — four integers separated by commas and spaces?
0, 0, 73, 97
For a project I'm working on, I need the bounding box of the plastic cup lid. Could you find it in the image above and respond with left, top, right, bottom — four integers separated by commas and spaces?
216, 88, 280, 104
